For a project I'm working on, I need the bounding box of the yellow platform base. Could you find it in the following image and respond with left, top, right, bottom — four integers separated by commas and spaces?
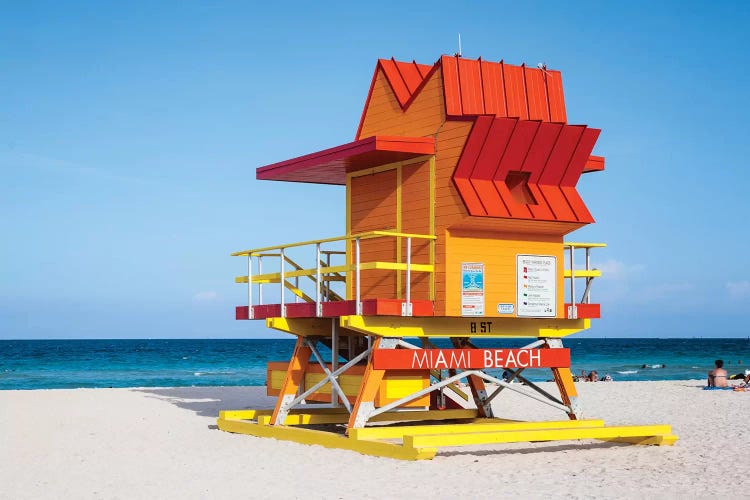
216, 408, 677, 461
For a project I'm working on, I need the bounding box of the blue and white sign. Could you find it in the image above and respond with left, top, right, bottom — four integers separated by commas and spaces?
461, 262, 484, 316
497, 303, 515, 314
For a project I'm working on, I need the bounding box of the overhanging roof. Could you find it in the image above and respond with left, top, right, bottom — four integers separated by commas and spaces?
256, 135, 435, 185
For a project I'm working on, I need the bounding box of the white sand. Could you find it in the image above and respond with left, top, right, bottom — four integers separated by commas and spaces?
1, 381, 749, 499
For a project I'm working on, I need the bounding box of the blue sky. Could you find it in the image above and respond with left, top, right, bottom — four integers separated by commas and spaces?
1, 1, 749, 339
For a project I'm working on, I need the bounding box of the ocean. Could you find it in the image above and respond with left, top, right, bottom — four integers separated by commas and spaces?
1, 338, 749, 390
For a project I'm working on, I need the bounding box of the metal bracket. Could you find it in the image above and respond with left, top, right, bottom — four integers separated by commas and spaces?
401, 302, 413, 316
567, 305, 578, 319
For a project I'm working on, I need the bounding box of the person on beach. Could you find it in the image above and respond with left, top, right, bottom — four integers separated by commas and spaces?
578, 370, 599, 382
707, 359, 728, 387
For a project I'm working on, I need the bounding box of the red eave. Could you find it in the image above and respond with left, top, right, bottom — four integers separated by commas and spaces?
256, 135, 435, 185
583, 155, 605, 173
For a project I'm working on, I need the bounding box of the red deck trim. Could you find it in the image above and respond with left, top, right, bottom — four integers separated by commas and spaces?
239, 302, 598, 319
566, 303, 600, 319
256, 136, 435, 185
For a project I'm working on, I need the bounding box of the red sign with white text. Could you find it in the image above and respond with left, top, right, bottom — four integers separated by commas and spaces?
372, 348, 570, 370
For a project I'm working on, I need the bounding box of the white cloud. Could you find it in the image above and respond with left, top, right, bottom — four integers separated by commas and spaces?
641, 282, 695, 300
192, 291, 219, 302
593, 259, 645, 280
726, 281, 750, 299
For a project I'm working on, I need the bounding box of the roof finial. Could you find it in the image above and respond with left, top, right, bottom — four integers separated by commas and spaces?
456, 33, 462, 57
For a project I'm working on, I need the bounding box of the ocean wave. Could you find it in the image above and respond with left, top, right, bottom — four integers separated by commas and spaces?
617, 370, 638, 374
194, 372, 204, 376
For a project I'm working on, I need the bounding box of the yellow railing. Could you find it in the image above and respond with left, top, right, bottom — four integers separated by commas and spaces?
563, 242, 606, 319
234, 231, 436, 318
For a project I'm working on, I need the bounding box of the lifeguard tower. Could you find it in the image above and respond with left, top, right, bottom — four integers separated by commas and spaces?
217, 55, 676, 459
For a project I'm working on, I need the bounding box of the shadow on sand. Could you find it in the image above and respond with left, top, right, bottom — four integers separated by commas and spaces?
131, 386, 276, 418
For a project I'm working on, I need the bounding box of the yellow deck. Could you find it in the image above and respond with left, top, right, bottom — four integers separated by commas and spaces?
216, 408, 677, 461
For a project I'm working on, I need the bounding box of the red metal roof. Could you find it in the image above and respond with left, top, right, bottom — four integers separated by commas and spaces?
359, 55, 568, 133
439, 55, 568, 121
255, 136, 435, 185
377, 58, 434, 107
452, 116, 600, 223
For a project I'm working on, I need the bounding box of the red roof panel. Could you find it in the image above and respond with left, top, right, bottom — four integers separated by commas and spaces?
480, 60, 506, 116
256, 136, 435, 185
452, 117, 598, 224
359, 55, 570, 139
457, 58, 485, 115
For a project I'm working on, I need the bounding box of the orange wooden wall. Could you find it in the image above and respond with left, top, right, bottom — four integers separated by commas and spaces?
353, 66, 580, 316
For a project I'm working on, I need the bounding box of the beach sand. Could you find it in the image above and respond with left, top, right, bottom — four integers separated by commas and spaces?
2, 381, 749, 499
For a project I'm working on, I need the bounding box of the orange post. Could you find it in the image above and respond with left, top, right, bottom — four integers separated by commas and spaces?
550, 367, 579, 420
347, 338, 386, 430
269, 336, 312, 425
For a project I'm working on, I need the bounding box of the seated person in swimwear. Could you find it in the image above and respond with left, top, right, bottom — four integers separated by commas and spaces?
707, 359, 728, 387
587, 370, 599, 382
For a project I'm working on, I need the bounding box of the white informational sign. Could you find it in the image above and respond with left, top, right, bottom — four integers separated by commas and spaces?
461, 262, 484, 316
516, 255, 556, 317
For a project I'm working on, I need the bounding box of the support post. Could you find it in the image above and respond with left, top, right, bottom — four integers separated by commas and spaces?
450, 338, 494, 418
568, 245, 577, 319
331, 319, 338, 407
247, 255, 253, 319
402, 237, 412, 316
280, 247, 286, 318
269, 336, 311, 425
355, 237, 361, 315
346, 337, 398, 430
545, 337, 581, 419
257, 256, 263, 306
316, 243, 322, 317
585, 247, 591, 304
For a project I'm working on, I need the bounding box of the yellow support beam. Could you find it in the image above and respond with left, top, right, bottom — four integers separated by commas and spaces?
339, 315, 591, 338
232, 230, 435, 257
563, 269, 602, 278
219, 407, 348, 421
599, 434, 679, 446
220, 407, 479, 426
428, 156, 435, 301
564, 242, 607, 248
367, 262, 434, 272
235, 262, 433, 284
347, 156, 434, 178
403, 424, 676, 448
396, 164, 402, 299
217, 417, 437, 460
349, 419, 606, 441
266, 317, 338, 336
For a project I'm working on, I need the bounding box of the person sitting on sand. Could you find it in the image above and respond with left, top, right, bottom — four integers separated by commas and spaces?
578, 370, 597, 382
707, 359, 728, 387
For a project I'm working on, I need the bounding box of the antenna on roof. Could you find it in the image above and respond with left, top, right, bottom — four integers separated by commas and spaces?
457, 33, 462, 57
